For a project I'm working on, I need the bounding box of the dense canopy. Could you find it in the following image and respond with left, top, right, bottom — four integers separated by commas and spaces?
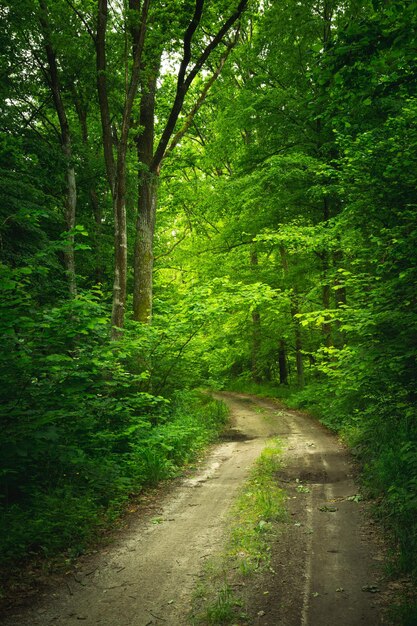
1, 0, 416, 609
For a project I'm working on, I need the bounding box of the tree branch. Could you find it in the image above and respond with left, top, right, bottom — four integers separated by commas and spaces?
151, 0, 248, 170
63, 0, 96, 42
164, 41, 234, 160
96, 0, 116, 195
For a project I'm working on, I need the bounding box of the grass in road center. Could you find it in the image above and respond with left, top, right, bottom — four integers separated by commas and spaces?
190, 439, 287, 625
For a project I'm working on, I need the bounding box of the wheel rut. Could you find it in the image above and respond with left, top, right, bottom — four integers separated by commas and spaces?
1, 392, 385, 626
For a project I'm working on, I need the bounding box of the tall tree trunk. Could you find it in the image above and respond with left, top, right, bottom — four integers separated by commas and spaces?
321, 197, 332, 348
280, 245, 304, 387
250, 248, 262, 382
133, 173, 158, 322
291, 297, 305, 388
133, 64, 158, 323
63, 141, 77, 297
39, 0, 77, 297
333, 247, 347, 348
111, 184, 128, 332
278, 339, 288, 385
251, 310, 262, 383
90, 190, 104, 284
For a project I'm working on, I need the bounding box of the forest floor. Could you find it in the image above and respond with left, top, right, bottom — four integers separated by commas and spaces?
0, 392, 396, 625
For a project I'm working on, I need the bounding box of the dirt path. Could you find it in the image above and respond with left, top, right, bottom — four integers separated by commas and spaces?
1, 392, 385, 625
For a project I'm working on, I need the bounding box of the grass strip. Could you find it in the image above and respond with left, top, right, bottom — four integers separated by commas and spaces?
190, 439, 286, 625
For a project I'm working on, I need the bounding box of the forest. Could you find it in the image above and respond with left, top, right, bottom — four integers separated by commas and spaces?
1, 0, 416, 615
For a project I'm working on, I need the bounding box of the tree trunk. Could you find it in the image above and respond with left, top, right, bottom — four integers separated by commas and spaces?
250, 248, 262, 382
251, 310, 262, 383
291, 296, 305, 388
111, 184, 128, 334
39, 0, 77, 297
63, 140, 77, 297
73, 94, 104, 284
133, 173, 157, 323
133, 62, 159, 323
295, 327, 305, 388
90, 190, 104, 284
278, 339, 288, 385
322, 197, 332, 348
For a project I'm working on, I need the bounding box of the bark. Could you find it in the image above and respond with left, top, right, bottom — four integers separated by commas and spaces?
250, 249, 262, 382
278, 339, 288, 385
39, 0, 77, 297
96, 0, 115, 194
251, 310, 262, 383
291, 297, 305, 388
95, 0, 149, 336
90, 190, 104, 284
333, 247, 347, 347
322, 196, 332, 347
63, 143, 77, 297
280, 246, 304, 387
133, 174, 158, 323
133, 65, 158, 322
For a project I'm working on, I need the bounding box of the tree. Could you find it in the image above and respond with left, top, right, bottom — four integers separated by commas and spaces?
132, 0, 248, 323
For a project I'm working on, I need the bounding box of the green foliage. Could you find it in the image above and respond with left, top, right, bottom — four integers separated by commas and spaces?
0, 260, 229, 564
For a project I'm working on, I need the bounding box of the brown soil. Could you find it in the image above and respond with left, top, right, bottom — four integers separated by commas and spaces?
0, 392, 392, 625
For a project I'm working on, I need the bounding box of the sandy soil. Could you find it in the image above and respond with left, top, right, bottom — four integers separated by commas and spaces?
1, 392, 387, 625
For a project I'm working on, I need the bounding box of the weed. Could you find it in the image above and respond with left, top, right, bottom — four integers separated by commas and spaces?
204, 585, 242, 625
189, 441, 287, 624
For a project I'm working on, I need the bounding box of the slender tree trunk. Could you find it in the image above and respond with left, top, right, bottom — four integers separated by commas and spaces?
111, 182, 128, 332
278, 339, 288, 385
133, 64, 158, 323
90, 190, 104, 284
333, 247, 347, 347
251, 310, 262, 383
291, 297, 305, 388
133, 173, 157, 322
250, 248, 262, 382
39, 0, 77, 297
63, 141, 77, 297
321, 197, 332, 347
280, 245, 304, 387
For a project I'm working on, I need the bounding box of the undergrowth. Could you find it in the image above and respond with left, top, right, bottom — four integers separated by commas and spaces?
0, 391, 228, 575
190, 440, 286, 625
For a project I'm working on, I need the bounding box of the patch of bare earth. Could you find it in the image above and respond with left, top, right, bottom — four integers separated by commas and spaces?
0, 392, 397, 625
222, 394, 390, 626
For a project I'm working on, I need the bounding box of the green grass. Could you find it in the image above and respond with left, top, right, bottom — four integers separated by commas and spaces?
190, 440, 287, 624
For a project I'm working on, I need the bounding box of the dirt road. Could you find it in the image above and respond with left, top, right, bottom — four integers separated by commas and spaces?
1, 393, 385, 625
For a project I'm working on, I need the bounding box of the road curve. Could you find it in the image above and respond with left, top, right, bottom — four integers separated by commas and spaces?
1, 392, 385, 625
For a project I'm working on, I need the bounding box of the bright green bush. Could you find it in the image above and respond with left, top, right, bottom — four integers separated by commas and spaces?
0, 269, 229, 566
